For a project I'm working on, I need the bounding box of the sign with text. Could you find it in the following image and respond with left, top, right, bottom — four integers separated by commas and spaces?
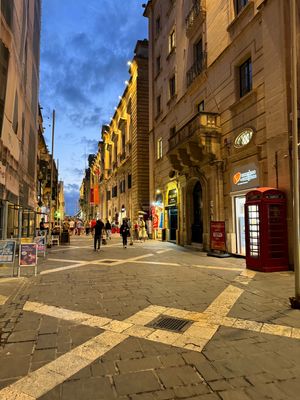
19, 243, 37, 266
210, 221, 226, 252
231, 162, 259, 191
168, 189, 177, 205
0, 240, 16, 263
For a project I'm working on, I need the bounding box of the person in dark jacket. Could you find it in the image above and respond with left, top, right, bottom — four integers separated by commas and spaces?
105, 219, 112, 240
120, 220, 130, 248
93, 219, 104, 251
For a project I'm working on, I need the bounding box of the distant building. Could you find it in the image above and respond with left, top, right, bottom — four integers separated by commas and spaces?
0, 0, 41, 238
99, 40, 149, 225
79, 154, 97, 221
37, 106, 58, 230
144, 0, 299, 258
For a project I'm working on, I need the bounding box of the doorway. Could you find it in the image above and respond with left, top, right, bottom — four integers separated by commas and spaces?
191, 181, 203, 243
234, 196, 246, 255
168, 207, 177, 241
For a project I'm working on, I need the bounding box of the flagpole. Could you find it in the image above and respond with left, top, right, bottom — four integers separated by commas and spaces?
289, 0, 300, 308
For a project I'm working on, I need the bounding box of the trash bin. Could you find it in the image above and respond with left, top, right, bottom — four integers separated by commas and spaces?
161, 228, 166, 241
60, 231, 70, 244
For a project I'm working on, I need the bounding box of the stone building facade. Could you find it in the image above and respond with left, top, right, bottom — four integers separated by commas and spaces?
99, 40, 149, 226
0, 0, 41, 238
144, 0, 297, 257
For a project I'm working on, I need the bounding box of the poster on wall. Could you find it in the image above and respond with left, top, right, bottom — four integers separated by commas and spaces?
159, 213, 164, 229
19, 243, 37, 266
153, 214, 159, 229
0, 240, 16, 263
210, 221, 226, 252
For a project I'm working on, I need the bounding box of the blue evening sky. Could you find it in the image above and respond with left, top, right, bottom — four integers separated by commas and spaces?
40, 0, 148, 215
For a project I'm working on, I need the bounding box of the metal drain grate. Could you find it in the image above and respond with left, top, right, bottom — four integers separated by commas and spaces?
148, 315, 192, 333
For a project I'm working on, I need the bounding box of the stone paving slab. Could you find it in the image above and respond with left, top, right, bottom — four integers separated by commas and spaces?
0, 236, 299, 399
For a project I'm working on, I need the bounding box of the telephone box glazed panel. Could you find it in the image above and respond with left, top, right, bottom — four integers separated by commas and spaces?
245, 188, 288, 272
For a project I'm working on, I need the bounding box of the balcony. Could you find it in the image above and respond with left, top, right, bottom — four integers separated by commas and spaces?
167, 112, 221, 171
186, 1, 206, 38
187, 53, 207, 87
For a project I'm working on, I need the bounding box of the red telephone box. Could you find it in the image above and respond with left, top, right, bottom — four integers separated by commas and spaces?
245, 188, 288, 272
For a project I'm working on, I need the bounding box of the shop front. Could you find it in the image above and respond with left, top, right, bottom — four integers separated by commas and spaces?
166, 188, 178, 242
151, 193, 164, 240
230, 161, 260, 256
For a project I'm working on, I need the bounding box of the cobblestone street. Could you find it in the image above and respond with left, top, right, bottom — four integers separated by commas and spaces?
0, 235, 299, 400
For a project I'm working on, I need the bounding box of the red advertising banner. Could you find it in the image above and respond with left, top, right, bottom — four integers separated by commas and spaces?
94, 185, 99, 204
210, 221, 226, 251
152, 214, 159, 229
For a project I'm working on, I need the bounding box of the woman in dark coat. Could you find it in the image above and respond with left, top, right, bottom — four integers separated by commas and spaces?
120, 220, 130, 248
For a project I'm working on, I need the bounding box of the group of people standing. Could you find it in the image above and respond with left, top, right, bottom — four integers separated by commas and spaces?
92, 217, 148, 250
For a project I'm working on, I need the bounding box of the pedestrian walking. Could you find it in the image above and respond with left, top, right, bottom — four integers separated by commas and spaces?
93, 219, 104, 251
120, 219, 130, 248
105, 219, 112, 240
127, 218, 133, 245
134, 220, 139, 241
139, 218, 147, 242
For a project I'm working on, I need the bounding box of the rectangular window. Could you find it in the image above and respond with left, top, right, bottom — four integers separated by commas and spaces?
197, 100, 204, 112
156, 95, 161, 116
156, 56, 161, 75
107, 190, 111, 201
169, 75, 176, 98
194, 39, 203, 63
112, 186, 118, 198
235, 0, 249, 15
169, 30, 175, 53
157, 138, 163, 160
128, 174, 132, 189
13, 92, 18, 134
239, 58, 252, 98
119, 180, 126, 194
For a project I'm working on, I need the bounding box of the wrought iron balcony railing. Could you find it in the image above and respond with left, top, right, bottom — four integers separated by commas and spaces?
186, 53, 207, 87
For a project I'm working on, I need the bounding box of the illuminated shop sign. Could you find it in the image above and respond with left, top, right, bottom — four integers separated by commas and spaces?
168, 189, 177, 205
231, 162, 259, 191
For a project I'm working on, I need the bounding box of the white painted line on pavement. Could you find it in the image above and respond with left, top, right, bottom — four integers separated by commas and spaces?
234, 269, 257, 285
0, 331, 127, 400
40, 263, 88, 275
112, 253, 155, 265
156, 249, 172, 254
47, 258, 87, 264
0, 277, 26, 284
192, 264, 243, 272
2, 280, 299, 399
131, 260, 180, 266
203, 285, 244, 317
0, 294, 8, 305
